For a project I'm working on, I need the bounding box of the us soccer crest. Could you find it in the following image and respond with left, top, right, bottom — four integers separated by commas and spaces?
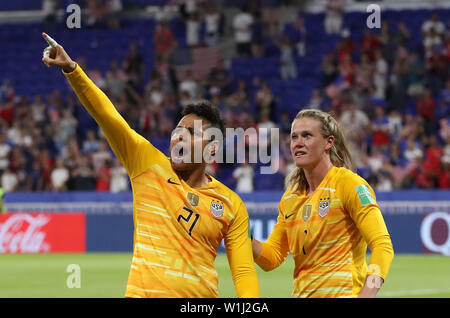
187, 192, 199, 207
302, 204, 312, 222
318, 198, 330, 218
210, 200, 224, 218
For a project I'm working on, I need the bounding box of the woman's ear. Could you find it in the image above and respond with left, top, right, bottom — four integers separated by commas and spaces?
206, 139, 220, 158
326, 135, 335, 151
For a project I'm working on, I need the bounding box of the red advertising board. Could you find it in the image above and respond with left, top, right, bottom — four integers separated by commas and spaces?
0, 213, 86, 253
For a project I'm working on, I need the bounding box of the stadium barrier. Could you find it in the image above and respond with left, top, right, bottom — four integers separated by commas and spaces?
1, 191, 449, 255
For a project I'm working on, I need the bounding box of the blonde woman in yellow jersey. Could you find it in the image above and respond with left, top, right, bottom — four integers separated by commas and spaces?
41, 33, 259, 298
252, 109, 394, 298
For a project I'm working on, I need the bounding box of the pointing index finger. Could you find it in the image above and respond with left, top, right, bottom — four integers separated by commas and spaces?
42, 32, 58, 48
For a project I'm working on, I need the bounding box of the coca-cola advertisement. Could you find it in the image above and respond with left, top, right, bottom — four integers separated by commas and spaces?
0, 213, 86, 253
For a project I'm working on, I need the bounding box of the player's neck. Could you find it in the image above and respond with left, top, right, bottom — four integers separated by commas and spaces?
177, 165, 210, 189
303, 158, 333, 195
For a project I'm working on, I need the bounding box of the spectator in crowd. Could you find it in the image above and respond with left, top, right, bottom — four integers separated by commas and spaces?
423, 27, 443, 59
59, 109, 78, 144
31, 95, 48, 127
110, 157, 129, 192
355, 53, 374, 92
233, 5, 254, 57
85, 0, 109, 28
421, 12, 446, 37
339, 101, 370, 165
320, 51, 339, 88
124, 42, 145, 94
292, 14, 307, 57
278, 36, 298, 80
340, 101, 370, 145
255, 82, 276, 120
0, 134, 11, 174
204, 3, 223, 46
394, 22, 411, 48
373, 49, 388, 99
403, 137, 423, 164
83, 130, 100, 155
1, 167, 18, 193
104, 0, 122, 29
92, 140, 113, 173
337, 29, 355, 65
28, 161, 44, 191
257, 110, 276, 151
261, 0, 280, 37
416, 89, 436, 133
96, 159, 111, 191
439, 157, 450, 189
105, 60, 128, 99
232, 160, 254, 193
42, 0, 62, 30
154, 20, 176, 60
51, 156, 69, 191
378, 20, 396, 65
324, 0, 345, 35
407, 51, 425, 98
371, 106, 390, 153
0, 80, 14, 103
186, 12, 202, 48
387, 110, 403, 139
307, 89, 325, 110
360, 29, 380, 62
72, 155, 96, 190
178, 69, 199, 99
207, 59, 232, 96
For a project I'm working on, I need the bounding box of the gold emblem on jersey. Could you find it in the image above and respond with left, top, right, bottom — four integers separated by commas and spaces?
318, 198, 330, 218
187, 192, 199, 207
210, 200, 224, 218
302, 204, 312, 222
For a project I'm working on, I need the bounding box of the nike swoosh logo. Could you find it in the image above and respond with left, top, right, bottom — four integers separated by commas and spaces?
167, 178, 181, 185
285, 212, 296, 219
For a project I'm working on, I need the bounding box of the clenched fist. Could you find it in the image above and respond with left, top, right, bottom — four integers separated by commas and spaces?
41, 32, 77, 73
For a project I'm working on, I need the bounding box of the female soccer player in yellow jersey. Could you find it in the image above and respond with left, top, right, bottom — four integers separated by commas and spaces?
41, 33, 260, 298
252, 109, 394, 298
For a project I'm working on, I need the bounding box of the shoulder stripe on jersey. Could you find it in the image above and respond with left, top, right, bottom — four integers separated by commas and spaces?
319, 258, 352, 267
136, 230, 161, 240
200, 265, 216, 274
207, 189, 233, 205
127, 285, 169, 294
132, 257, 170, 269
310, 272, 353, 280
146, 183, 161, 191
303, 287, 353, 294
203, 278, 218, 291
165, 270, 201, 282
136, 207, 172, 219
135, 242, 167, 255
139, 202, 167, 212
318, 187, 336, 192
318, 235, 350, 246
283, 194, 298, 200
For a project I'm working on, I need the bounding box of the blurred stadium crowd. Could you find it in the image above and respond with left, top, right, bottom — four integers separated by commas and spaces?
0, 0, 449, 193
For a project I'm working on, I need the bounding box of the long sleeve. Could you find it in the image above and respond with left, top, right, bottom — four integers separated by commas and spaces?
224, 201, 260, 297
254, 207, 290, 272
63, 64, 164, 178
343, 177, 394, 280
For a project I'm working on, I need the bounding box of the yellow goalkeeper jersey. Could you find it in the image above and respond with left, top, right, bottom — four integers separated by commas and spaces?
255, 166, 394, 298
64, 65, 259, 298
